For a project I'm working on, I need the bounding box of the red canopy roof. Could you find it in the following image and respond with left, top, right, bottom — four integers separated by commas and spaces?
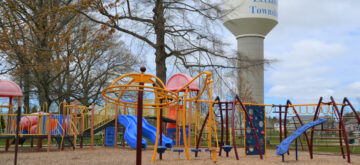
166, 73, 199, 92
0, 79, 23, 97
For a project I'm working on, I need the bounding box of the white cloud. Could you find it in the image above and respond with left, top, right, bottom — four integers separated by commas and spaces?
335, 82, 360, 98
279, 0, 360, 29
262, 0, 360, 104
266, 0, 360, 47
265, 39, 359, 103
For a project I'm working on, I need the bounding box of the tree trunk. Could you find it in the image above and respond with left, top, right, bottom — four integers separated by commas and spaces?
154, 0, 167, 84
155, 55, 167, 84
65, 57, 71, 103
23, 69, 30, 114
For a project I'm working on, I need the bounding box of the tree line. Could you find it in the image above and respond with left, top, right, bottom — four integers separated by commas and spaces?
0, 0, 269, 111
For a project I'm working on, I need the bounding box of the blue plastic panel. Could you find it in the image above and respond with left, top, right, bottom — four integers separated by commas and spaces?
166, 127, 187, 145
105, 126, 115, 146
245, 105, 265, 155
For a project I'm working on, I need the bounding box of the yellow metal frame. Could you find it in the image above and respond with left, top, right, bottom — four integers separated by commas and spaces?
100, 71, 220, 163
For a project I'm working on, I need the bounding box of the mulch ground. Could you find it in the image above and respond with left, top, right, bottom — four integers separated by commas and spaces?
0, 146, 359, 165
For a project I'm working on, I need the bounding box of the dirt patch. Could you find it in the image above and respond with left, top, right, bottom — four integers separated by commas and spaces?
0, 147, 359, 165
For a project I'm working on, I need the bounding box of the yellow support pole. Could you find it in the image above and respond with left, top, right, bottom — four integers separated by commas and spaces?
209, 82, 219, 150
207, 80, 213, 150
213, 114, 219, 149
73, 100, 78, 147
151, 90, 166, 163
151, 99, 161, 163
212, 149, 217, 162
188, 91, 192, 147
105, 102, 108, 119
194, 100, 198, 147
182, 88, 190, 160
176, 103, 179, 147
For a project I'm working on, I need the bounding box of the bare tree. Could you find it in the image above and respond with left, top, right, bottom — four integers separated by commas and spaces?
0, 1, 141, 109
78, 0, 240, 84
0, 0, 79, 109
64, 18, 140, 106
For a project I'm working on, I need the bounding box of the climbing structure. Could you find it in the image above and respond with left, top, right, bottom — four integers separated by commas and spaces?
101, 67, 219, 164
310, 97, 360, 163
231, 96, 264, 160
272, 96, 360, 163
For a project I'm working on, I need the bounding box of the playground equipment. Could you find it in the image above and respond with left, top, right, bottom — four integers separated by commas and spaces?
271, 96, 360, 163
0, 79, 23, 165
0, 98, 95, 152
19, 112, 58, 134
101, 67, 220, 164
117, 115, 172, 149
165, 72, 220, 159
2, 69, 360, 165
118, 115, 147, 149
165, 73, 199, 149
276, 118, 327, 162
215, 97, 233, 157
199, 96, 267, 161
102, 66, 179, 165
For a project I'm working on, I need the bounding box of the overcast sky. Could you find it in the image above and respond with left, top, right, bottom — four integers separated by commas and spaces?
151, 0, 360, 105
261, 0, 360, 104
1, 0, 359, 106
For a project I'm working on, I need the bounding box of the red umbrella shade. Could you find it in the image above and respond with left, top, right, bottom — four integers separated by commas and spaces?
0, 79, 23, 97
166, 73, 199, 92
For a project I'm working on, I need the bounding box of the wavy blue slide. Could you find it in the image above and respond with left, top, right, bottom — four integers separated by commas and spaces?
127, 115, 173, 148
118, 115, 147, 149
276, 118, 327, 155
118, 115, 173, 149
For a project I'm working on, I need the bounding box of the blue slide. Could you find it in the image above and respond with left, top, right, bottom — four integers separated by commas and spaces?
118, 115, 173, 149
276, 118, 327, 155
127, 115, 173, 148
118, 115, 147, 149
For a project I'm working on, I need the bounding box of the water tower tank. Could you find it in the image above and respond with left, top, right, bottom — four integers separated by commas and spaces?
223, 0, 278, 103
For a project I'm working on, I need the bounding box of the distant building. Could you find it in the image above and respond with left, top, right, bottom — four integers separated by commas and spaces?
273, 115, 314, 131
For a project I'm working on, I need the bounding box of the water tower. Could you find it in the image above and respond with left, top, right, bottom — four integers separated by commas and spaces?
223, 0, 278, 103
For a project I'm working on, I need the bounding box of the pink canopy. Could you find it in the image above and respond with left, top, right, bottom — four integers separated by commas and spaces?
166, 73, 199, 92
0, 79, 23, 97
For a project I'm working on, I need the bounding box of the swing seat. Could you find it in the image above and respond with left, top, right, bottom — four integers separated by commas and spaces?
191, 149, 202, 152
222, 145, 233, 153
157, 146, 167, 154
173, 149, 184, 153
205, 148, 210, 152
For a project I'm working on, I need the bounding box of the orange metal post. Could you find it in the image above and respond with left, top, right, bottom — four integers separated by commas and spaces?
73, 100, 78, 148
195, 98, 200, 148
212, 149, 217, 162
176, 104, 179, 146
80, 114, 84, 148
114, 104, 118, 147
61, 101, 66, 150
47, 113, 52, 152
91, 103, 95, 149
5, 97, 12, 152
69, 102, 72, 138
188, 92, 192, 147
122, 105, 127, 147
14, 97, 22, 165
